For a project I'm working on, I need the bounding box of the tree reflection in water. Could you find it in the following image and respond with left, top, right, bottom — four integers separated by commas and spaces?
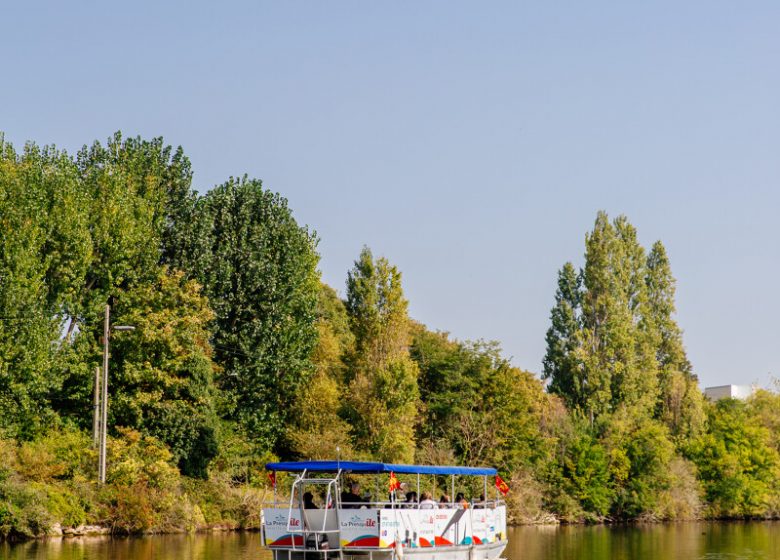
2, 524, 780, 560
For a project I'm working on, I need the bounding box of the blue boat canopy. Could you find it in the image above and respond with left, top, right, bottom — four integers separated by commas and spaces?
265, 460, 497, 476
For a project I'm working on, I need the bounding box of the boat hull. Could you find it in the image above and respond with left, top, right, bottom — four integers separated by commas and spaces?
270, 540, 508, 560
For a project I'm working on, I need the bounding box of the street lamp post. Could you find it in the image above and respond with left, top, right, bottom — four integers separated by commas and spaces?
92, 366, 101, 447
98, 302, 135, 484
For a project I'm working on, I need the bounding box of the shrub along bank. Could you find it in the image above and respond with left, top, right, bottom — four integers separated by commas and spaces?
0, 425, 268, 539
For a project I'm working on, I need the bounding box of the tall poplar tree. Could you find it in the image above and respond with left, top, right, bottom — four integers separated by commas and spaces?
646, 241, 704, 439
542, 262, 583, 410
546, 212, 661, 420
577, 213, 658, 419
344, 247, 419, 463
610, 216, 658, 414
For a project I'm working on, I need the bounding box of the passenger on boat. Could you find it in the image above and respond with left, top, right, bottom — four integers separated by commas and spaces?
439, 494, 451, 506
405, 491, 418, 508
303, 491, 318, 509
419, 492, 438, 509
455, 493, 469, 509
340, 482, 366, 509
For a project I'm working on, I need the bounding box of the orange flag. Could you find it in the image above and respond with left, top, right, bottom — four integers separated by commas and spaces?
388, 471, 400, 492
495, 474, 509, 496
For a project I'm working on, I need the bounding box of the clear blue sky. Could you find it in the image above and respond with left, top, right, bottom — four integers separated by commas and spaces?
3, 1, 778, 388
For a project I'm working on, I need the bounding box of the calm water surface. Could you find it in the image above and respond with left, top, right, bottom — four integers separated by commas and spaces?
2, 523, 779, 560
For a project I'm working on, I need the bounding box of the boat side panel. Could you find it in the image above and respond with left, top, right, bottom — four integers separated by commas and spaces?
263, 508, 304, 547
263, 505, 507, 553
340, 509, 381, 547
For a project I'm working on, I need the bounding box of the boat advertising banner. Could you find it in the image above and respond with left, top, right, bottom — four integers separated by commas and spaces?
471, 509, 488, 545
416, 510, 436, 547
340, 509, 381, 548
433, 509, 463, 546
381, 509, 419, 548
380, 508, 470, 548
262, 508, 303, 547
494, 505, 507, 541
378, 509, 432, 548
458, 509, 473, 545
379, 509, 403, 548
369, 506, 507, 550
485, 508, 496, 543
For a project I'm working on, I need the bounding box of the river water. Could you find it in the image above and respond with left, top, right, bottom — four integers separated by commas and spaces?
1, 523, 779, 560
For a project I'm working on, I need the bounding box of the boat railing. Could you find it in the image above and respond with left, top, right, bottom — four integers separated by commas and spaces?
284, 469, 345, 553
263, 499, 506, 510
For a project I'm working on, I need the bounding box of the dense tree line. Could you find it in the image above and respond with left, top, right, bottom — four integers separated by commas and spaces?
0, 133, 320, 478
1, 132, 780, 532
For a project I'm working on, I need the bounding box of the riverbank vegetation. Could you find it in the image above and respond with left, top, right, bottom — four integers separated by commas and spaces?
1, 132, 779, 538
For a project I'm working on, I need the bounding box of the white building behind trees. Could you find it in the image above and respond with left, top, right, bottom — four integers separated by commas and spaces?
704, 384, 755, 401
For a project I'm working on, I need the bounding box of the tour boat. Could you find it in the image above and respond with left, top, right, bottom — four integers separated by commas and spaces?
261, 461, 508, 560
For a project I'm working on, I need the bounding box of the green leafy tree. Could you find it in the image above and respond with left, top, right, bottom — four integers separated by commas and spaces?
1, 133, 196, 438
688, 399, 780, 517
73, 134, 175, 314
748, 388, 780, 452
181, 177, 320, 451
55, 134, 194, 425
344, 247, 419, 463
287, 284, 354, 459
412, 327, 546, 471
559, 426, 612, 518
109, 268, 219, 478
456, 355, 546, 472
601, 411, 675, 519
0, 140, 64, 436
410, 325, 464, 442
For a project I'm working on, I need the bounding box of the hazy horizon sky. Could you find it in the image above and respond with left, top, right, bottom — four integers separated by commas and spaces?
3, 1, 778, 389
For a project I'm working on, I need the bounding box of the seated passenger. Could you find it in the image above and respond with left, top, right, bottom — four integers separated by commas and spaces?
439, 494, 451, 506
340, 482, 365, 509
419, 491, 438, 509
303, 491, 318, 509
455, 493, 469, 509
405, 491, 418, 508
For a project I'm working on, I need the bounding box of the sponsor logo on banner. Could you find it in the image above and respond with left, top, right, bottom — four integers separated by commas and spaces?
340, 510, 380, 548
345, 514, 376, 528
262, 508, 304, 547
